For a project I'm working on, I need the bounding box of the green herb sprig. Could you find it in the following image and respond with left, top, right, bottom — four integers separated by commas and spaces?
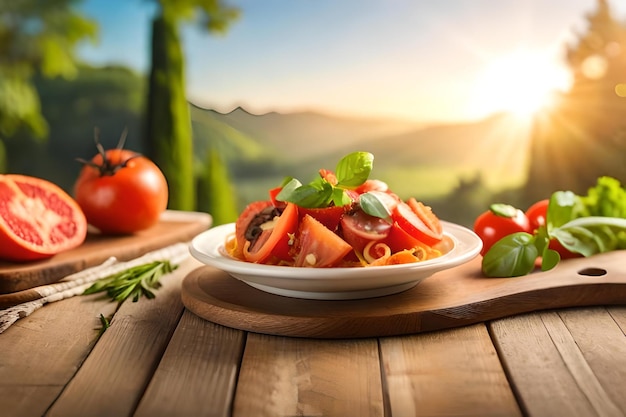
274, 151, 391, 220
83, 260, 178, 302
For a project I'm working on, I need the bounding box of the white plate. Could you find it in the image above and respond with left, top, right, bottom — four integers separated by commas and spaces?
189, 221, 482, 300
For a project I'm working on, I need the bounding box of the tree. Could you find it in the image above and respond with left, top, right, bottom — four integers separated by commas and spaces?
144, 0, 239, 210
0, 0, 97, 172
525, 0, 626, 202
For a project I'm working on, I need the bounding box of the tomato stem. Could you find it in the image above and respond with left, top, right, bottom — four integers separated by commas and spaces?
76, 128, 141, 177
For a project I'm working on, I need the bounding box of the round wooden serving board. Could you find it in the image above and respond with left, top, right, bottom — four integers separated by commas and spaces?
182, 250, 626, 338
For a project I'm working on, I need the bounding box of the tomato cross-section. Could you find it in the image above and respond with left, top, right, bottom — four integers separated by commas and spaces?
0, 175, 87, 262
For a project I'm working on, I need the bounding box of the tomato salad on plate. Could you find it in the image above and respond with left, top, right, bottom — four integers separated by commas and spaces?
225, 152, 453, 267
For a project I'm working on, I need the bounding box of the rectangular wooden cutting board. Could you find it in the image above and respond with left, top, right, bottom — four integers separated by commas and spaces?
0, 210, 212, 296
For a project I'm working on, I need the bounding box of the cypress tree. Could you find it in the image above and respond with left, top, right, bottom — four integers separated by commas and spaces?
145, 13, 195, 210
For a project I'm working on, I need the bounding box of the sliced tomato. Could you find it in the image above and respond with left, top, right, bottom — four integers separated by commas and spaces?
340, 209, 391, 252
242, 202, 299, 263
293, 214, 352, 267
299, 205, 348, 232
392, 198, 443, 246
384, 222, 424, 253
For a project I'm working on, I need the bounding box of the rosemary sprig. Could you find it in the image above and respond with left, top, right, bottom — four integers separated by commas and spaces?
83, 260, 178, 302
98, 313, 111, 336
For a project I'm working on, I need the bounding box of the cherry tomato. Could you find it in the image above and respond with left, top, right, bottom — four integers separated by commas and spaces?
526, 199, 549, 231
392, 198, 443, 246
74, 148, 168, 235
293, 214, 352, 267
241, 202, 299, 263
473, 204, 531, 256
0, 174, 87, 262
340, 209, 391, 252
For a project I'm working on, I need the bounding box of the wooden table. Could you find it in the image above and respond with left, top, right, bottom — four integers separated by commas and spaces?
1, 255, 625, 417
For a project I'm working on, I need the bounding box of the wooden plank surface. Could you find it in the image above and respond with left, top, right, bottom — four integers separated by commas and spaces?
0, 210, 211, 295
380, 324, 521, 417
233, 333, 384, 417
181, 250, 626, 338
45, 257, 198, 417
558, 307, 626, 415
489, 311, 624, 417
134, 310, 245, 417
0, 292, 116, 417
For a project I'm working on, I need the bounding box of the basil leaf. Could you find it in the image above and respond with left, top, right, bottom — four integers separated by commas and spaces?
335, 151, 373, 188
482, 232, 538, 277
551, 216, 626, 257
547, 190, 585, 229
540, 248, 561, 271
360, 192, 392, 221
280, 181, 333, 208
275, 178, 302, 202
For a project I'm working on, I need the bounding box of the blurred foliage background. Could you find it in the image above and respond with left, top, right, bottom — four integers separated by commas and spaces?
0, 0, 625, 227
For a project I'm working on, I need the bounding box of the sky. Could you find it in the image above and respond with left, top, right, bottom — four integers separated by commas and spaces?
78, 0, 626, 124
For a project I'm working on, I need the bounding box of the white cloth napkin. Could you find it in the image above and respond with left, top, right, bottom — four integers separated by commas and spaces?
0, 243, 190, 334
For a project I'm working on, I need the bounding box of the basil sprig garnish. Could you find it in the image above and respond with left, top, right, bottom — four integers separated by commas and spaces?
276, 151, 375, 209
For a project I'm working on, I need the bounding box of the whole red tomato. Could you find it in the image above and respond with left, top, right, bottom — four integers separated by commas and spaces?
74, 148, 168, 234
474, 204, 531, 255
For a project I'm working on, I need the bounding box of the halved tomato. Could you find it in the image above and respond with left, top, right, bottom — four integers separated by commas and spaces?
393, 198, 443, 246
242, 202, 299, 263
340, 209, 391, 253
0, 174, 87, 262
293, 214, 352, 267
234, 200, 273, 258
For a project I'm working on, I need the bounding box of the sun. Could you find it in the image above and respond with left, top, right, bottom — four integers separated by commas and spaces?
472, 49, 571, 119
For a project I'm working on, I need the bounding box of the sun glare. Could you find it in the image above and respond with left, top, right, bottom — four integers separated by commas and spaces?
473, 49, 571, 119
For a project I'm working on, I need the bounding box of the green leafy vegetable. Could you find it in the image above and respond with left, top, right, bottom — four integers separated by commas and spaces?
83, 260, 178, 302
580, 176, 626, 218
276, 151, 374, 208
